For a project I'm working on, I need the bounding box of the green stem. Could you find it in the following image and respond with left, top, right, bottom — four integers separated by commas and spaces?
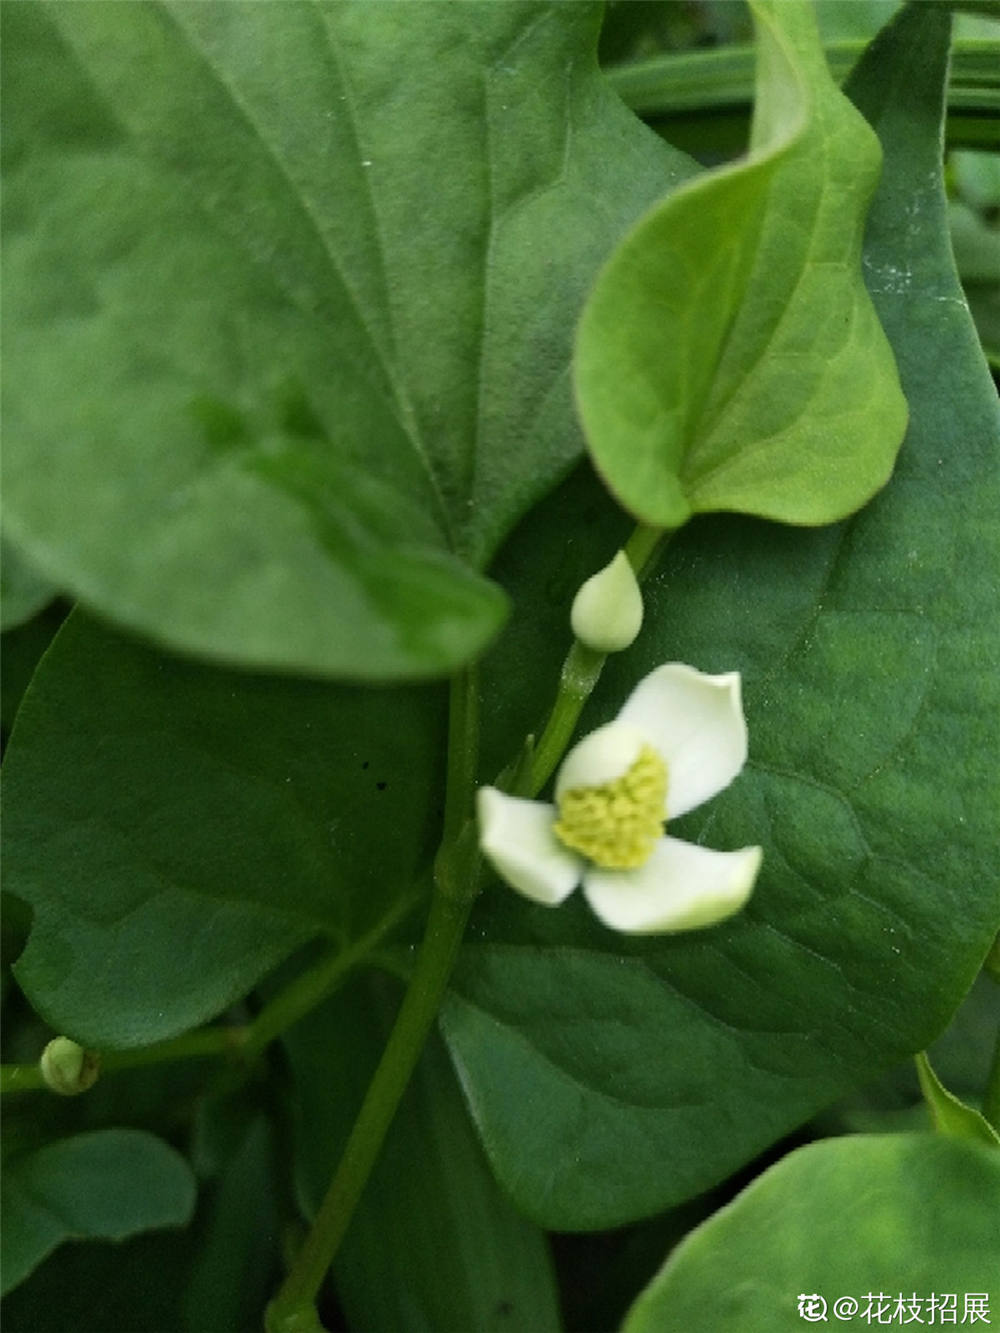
523, 525, 672, 798
624, 522, 670, 576
525, 640, 606, 797
266, 668, 482, 1333
265, 887, 474, 1333
0, 1064, 47, 1094
0, 1028, 239, 1095
1, 900, 419, 1097
242, 894, 421, 1061
984, 1026, 1000, 1134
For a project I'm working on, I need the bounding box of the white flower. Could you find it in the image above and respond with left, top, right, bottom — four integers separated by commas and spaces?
477, 663, 762, 934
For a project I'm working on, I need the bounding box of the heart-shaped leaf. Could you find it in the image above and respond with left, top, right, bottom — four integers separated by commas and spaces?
1, 1, 692, 680
443, 1, 1000, 1230
575, 0, 908, 529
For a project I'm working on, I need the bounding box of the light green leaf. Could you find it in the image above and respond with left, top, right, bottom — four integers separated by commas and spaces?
444, 3, 1000, 1230
915, 1051, 1000, 1146
1, 1, 690, 680
1, 537, 57, 632
575, 0, 907, 529
1, 1129, 196, 1296
3, 610, 444, 1047
623, 1134, 1000, 1333
284, 979, 562, 1333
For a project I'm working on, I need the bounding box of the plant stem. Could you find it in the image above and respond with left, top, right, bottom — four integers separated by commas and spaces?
1, 900, 419, 1097
0, 1064, 48, 1094
624, 522, 670, 576
241, 894, 421, 1061
525, 640, 606, 796
266, 668, 482, 1333
265, 886, 474, 1333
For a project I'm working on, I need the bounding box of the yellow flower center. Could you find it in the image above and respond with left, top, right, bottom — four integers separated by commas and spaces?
553, 744, 667, 869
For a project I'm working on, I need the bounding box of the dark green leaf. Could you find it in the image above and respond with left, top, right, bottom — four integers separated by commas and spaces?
813, 973, 1000, 1136
444, 2, 1000, 1229
2, 1, 691, 680
1, 1128, 196, 1296
3, 610, 444, 1046
183, 1113, 281, 1333
623, 1135, 1000, 1332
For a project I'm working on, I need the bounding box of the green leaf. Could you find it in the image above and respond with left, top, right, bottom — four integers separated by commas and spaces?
284, 979, 562, 1333
813, 974, 1000, 1137
183, 1113, 281, 1333
444, 2, 1000, 1230
1, 538, 57, 632
1, 603, 65, 735
1, 1128, 196, 1296
575, 0, 908, 529
3, 610, 445, 1047
1, 1, 691, 680
622, 1134, 1000, 1333
914, 1051, 1000, 1146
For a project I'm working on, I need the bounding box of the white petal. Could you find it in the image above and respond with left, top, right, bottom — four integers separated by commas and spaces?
555, 721, 647, 798
617, 663, 748, 817
581, 836, 762, 934
476, 787, 584, 906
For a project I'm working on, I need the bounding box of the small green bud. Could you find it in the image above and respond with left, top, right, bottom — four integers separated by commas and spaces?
39, 1037, 100, 1096
570, 550, 643, 653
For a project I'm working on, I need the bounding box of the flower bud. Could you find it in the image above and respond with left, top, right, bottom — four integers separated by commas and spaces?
570, 550, 643, 653
39, 1037, 100, 1096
